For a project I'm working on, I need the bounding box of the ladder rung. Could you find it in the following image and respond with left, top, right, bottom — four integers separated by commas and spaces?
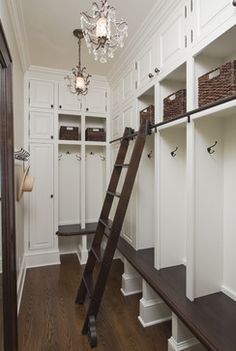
83, 273, 94, 298
91, 246, 103, 263
107, 191, 121, 198
114, 163, 130, 168
99, 218, 112, 230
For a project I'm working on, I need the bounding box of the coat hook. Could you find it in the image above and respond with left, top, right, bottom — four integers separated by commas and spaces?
66, 151, 71, 155
207, 141, 218, 154
58, 154, 62, 161
100, 155, 105, 161
76, 155, 81, 161
171, 146, 178, 157
148, 150, 153, 159
90, 151, 94, 155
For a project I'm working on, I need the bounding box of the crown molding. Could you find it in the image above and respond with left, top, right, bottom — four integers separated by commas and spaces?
7, 0, 31, 71
107, 0, 177, 84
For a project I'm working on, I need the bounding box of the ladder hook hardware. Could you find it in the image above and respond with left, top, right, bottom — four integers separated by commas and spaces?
207, 141, 217, 154
171, 146, 179, 157
148, 150, 153, 159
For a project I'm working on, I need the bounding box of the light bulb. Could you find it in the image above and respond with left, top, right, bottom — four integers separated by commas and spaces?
76, 76, 86, 91
96, 17, 108, 38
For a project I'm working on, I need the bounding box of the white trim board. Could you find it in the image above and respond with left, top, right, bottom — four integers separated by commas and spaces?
24, 250, 60, 268
17, 256, 26, 314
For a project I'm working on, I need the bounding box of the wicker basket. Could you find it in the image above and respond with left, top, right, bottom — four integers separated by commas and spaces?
140, 105, 155, 125
163, 89, 187, 121
59, 126, 80, 140
198, 60, 236, 107
85, 128, 106, 142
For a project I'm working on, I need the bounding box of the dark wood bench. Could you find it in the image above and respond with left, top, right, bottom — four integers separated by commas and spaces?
56, 223, 98, 237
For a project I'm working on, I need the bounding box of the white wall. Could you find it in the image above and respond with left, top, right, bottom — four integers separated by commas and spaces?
0, 0, 25, 281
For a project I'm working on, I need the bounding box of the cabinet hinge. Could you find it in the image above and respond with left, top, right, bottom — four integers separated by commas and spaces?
135, 62, 138, 70
191, 29, 193, 43
185, 35, 187, 48
135, 81, 138, 89
190, 0, 193, 12
185, 5, 187, 18
105, 91, 108, 98
28, 240, 30, 249
105, 105, 107, 112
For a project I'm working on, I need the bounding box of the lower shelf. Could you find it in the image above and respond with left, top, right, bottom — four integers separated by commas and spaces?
56, 223, 97, 236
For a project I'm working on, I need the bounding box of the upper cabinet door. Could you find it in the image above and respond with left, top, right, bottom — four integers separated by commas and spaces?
58, 82, 82, 112
112, 80, 122, 112
196, 0, 235, 42
136, 43, 154, 91
123, 65, 135, 102
85, 86, 108, 114
160, 2, 185, 70
29, 111, 54, 141
29, 80, 54, 109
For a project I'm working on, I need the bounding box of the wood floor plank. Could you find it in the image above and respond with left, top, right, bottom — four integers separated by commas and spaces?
18, 255, 171, 351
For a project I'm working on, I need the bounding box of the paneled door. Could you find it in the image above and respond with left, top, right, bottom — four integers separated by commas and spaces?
29, 80, 54, 109
29, 143, 54, 250
29, 111, 54, 141
85, 86, 108, 114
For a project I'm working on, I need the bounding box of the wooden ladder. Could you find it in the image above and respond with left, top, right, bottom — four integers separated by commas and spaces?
76, 119, 150, 347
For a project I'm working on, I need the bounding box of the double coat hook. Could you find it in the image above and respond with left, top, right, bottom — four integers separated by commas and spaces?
207, 141, 218, 154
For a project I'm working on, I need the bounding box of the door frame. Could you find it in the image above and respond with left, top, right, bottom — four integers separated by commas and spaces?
0, 20, 18, 350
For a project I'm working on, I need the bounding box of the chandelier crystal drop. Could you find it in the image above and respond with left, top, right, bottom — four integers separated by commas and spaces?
80, 0, 128, 64
65, 29, 91, 96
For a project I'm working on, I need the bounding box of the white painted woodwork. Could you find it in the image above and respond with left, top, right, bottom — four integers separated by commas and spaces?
29, 143, 54, 250
111, 80, 122, 112
85, 149, 105, 223
157, 124, 187, 269
123, 64, 135, 102
196, 0, 235, 42
111, 112, 123, 139
138, 280, 171, 327
29, 111, 54, 140
58, 82, 82, 111
168, 313, 206, 351
160, 2, 185, 69
121, 259, 142, 296
85, 86, 108, 114
29, 80, 54, 109
136, 42, 155, 91
58, 148, 81, 225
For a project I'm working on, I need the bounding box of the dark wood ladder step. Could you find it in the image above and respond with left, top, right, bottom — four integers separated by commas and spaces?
91, 246, 103, 263
114, 163, 130, 168
107, 191, 121, 198
99, 218, 112, 230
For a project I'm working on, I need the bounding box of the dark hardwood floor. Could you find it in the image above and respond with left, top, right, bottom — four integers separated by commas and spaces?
18, 255, 171, 351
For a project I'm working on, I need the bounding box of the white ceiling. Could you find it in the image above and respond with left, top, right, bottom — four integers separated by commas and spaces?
20, 0, 157, 76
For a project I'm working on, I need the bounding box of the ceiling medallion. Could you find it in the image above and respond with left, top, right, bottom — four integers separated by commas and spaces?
65, 29, 91, 96
80, 0, 128, 63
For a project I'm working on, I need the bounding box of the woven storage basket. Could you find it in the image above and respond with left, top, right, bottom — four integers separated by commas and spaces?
163, 89, 186, 121
59, 126, 80, 140
85, 128, 106, 142
140, 105, 155, 125
198, 60, 236, 107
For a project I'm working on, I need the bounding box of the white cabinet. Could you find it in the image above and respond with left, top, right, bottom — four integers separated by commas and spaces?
85, 86, 108, 114
29, 111, 54, 141
123, 103, 136, 129
58, 82, 82, 112
29, 143, 54, 250
112, 80, 122, 112
123, 65, 135, 102
111, 112, 123, 139
29, 80, 54, 109
196, 0, 236, 42
160, 1, 185, 70
136, 42, 157, 91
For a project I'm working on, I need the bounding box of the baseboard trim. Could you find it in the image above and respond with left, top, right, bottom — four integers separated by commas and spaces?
222, 285, 236, 302
168, 336, 202, 351
120, 288, 142, 296
77, 245, 88, 265
25, 249, 60, 268
138, 315, 171, 328
17, 256, 26, 314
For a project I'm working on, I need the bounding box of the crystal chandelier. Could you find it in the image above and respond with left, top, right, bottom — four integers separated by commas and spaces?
65, 29, 91, 95
80, 0, 128, 63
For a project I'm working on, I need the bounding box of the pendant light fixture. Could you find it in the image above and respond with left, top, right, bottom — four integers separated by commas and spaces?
65, 29, 91, 96
80, 0, 128, 63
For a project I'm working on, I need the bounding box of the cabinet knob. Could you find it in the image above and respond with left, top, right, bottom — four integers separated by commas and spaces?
51, 104, 54, 108
59, 105, 62, 109
148, 73, 154, 79
154, 68, 160, 74
51, 136, 54, 140
233, 0, 236, 6
86, 107, 89, 112
50, 194, 54, 199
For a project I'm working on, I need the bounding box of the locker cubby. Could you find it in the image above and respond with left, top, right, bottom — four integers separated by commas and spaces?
159, 62, 187, 122
189, 109, 236, 300
85, 116, 107, 143
58, 114, 81, 141
58, 145, 81, 226
156, 120, 187, 269
85, 145, 106, 224
194, 25, 236, 108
